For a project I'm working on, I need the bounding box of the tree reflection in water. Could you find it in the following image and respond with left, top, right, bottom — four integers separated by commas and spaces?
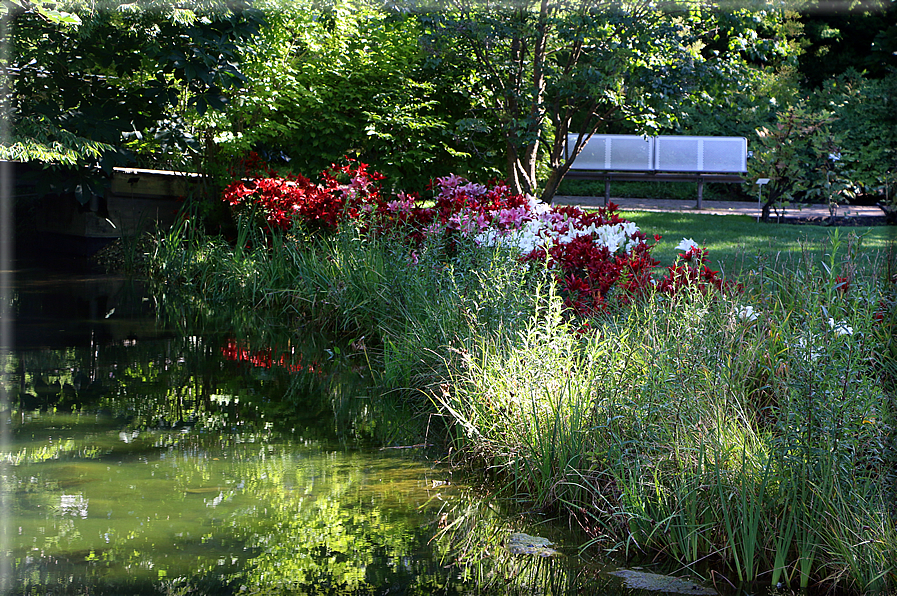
5, 274, 623, 595
7, 325, 442, 591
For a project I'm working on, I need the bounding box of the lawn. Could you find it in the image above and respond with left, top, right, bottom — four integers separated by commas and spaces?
618, 210, 896, 276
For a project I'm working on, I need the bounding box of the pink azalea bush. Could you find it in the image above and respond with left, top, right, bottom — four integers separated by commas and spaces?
222, 161, 729, 314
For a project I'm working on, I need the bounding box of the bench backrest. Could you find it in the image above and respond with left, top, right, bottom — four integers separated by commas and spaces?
566, 134, 747, 174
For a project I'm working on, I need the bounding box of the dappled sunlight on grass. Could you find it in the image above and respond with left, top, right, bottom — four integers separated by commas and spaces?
620, 211, 895, 275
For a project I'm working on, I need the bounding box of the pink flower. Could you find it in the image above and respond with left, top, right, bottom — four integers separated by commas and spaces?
497, 207, 528, 226
386, 193, 415, 213
457, 182, 488, 198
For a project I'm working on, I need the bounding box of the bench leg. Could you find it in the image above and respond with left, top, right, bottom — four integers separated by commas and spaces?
696, 179, 704, 210
604, 179, 610, 207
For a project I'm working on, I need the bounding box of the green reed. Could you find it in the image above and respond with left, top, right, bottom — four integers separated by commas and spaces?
146, 218, 896, 593
438, 232, 894, 592
146, 217, 543, 395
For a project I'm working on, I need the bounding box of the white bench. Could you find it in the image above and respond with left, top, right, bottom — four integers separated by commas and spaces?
564, 134, 748, 209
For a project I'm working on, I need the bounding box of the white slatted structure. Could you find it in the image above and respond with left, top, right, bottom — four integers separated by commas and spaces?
565, 134, 748, 208
654, 136, 747, 173
568, 135, 654, 171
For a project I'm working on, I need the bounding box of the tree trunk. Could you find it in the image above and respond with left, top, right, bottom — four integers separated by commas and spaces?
539, 168, 565, 204
761, 184, 788, 222
506, 145, 527, 195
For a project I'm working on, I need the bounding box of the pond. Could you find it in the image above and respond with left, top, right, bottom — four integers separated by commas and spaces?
1, 257, 717, 595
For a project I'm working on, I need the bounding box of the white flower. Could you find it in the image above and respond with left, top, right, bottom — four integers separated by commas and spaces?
526, 195, 552, 216
792, 333, 822, 361
737, 305, 759, 322
675, 238, 699, 253
472, 210, 644, 259
828, 318, 853, 336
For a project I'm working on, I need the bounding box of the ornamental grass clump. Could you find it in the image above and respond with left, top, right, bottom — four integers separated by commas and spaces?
439, 233, 895, 593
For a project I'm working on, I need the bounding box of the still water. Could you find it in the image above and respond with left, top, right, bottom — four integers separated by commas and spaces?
1, 258, 687, 595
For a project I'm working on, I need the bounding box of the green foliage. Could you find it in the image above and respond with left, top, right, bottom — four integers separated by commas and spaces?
0, 0, 82, 26
420, 0, 728, 200
212, 0, 454, 189
146, 181, 896, 592
414, 1, 830, 205
146, 215, 543, 397
666, 11, 897, 213
798, 0, 897, 87
669, 7, 804, 137
0, 115, 117, 165
5, 0, 264, 201
811, 71, 897, 211
438, 235, 895, 590
748, 103, 848, 220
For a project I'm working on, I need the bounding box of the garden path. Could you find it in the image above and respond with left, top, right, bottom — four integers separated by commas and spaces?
554, 196, 885, 222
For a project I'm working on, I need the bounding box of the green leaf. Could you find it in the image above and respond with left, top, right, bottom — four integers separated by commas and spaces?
35, 6, 82, 26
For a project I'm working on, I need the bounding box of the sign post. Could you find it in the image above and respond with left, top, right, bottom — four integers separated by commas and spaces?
755, 178, 770, 222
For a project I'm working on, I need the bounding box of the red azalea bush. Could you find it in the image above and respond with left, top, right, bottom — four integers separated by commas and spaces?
221, 161, 731, 315
222, 159, 385, 234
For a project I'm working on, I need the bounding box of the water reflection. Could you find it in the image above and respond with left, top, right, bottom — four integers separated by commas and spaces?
4, 260, 459, 593
8, 257, 165, 351
10, 409, 460, 594
9, 411, 632, 596
2, 262, 667, 596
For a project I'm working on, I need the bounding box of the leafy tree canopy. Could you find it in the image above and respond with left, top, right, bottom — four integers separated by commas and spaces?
798, 0, 897, 87
2, 0, 265, 201
210, 0, 456, 190
414, 0, 807, 202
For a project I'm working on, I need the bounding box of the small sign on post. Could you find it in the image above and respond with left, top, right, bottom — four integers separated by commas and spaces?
755, 178, 770, 222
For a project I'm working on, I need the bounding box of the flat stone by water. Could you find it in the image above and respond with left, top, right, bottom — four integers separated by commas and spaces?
609, 569, 717, 595
505, 532, 560, 557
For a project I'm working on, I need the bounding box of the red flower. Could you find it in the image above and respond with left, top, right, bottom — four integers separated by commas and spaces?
221, 163, 733, 319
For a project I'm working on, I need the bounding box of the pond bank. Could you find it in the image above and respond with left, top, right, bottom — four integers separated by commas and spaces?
7, 260, 719, 595
137, 205, 896, 594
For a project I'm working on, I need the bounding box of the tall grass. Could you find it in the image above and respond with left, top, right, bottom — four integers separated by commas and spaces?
146, 217, 543, 393
437, 236, 896, 592
146, 213, 896, 593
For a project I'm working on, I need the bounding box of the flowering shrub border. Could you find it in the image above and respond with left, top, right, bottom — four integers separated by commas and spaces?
222, 161, 732, 314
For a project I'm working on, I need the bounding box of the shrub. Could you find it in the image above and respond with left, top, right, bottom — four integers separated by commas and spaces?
220, 164, 730, 317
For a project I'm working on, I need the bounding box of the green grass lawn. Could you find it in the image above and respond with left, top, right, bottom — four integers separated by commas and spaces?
619, 211, 896, 276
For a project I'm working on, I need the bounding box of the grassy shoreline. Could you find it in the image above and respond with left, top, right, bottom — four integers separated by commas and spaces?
147, 213, 897, 594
